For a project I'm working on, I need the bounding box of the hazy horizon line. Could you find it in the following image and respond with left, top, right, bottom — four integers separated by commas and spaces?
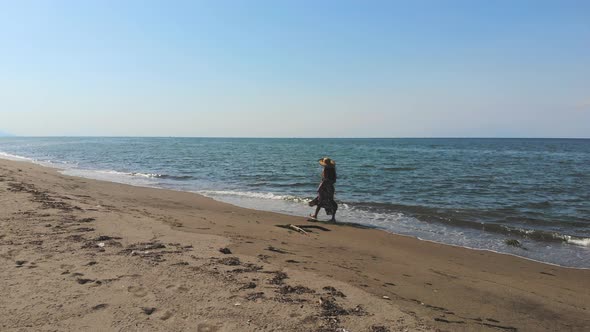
1, 135, 589, 140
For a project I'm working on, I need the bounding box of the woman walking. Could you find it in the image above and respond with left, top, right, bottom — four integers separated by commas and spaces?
309, 157, 338, 222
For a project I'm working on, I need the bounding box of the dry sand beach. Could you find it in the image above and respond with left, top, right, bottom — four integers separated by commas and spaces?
1, 158, 589, 332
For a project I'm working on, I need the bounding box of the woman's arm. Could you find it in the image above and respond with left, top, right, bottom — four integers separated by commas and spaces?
317, 179, 325, 192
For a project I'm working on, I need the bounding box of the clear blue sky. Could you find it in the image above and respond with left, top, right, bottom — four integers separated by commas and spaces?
1, 0, 589, 137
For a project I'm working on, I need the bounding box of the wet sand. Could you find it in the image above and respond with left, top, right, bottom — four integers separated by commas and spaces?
1, 158, 589, 331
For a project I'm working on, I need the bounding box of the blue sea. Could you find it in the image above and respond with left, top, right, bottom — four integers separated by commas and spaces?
1, 137, 588, 268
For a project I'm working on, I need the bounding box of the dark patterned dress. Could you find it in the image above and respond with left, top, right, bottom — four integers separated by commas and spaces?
309, 177, 338, 216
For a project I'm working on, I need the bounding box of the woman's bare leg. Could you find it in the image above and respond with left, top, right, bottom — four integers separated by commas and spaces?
312, 206, 321, 219
330, 210, 336, 222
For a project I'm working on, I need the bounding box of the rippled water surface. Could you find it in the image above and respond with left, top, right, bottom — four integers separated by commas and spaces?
1, 137, 588, 267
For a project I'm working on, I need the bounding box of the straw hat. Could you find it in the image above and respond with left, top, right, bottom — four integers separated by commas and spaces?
318, 157, 336, 168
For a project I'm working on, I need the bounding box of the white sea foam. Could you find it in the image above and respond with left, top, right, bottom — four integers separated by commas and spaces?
132, 172, 163, 178
62, 168, 159, 187
94, 170, 131, 175
65, 169, 166, 180
565, 236, 590, 247
198, 190, 310, 203
0, 151, 63, 169
0, 151, 36, 162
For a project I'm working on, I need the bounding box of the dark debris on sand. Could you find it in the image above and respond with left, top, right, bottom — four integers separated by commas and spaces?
268, 271, 288, 285
118, 242, 167, 255
266, 246, 290, 254
219, 257, 241, 266
315, 296, 375, 332
117, 242, 190, 264
76, 278, 95, 285
257, 254, 271, 263
74, 227, 94, 233
7, 182, 83, 212
323, 286, 346, 298
274, 295, 309, 304
66, 234, 86, 242
219, 247, 232, 254
95, 235, 122, 242
273, 284, 315, 304
245, 292, 265, 301
125, 241, 165, 251
171, 261, 189, 266
232, 263, 263, 273
239, 282, 257, 290
278, 285, 315, 295
320, 297, 349, 317
349, 304, 369, 316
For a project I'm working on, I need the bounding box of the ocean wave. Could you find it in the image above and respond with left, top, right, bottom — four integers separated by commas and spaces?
565, 236, 590, 247
131, 172, 193, 180
0, 151, 36, 162
351, 201, 590, 226
348, 202, 587, 244
0, 151, 71, 168
81, 169, 192, 181
490, 226, 590, 247
197, 190, 311, 203
60, 168, 194, 186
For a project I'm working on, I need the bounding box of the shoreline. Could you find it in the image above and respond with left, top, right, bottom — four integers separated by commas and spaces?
1, 158, 590, 331
2, 153, 588, 270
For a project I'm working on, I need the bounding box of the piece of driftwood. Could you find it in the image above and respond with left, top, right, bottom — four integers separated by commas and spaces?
267, 246, 290, 254
288, 224, 308, 235
298, 225, 331, 232
275, 224, 331, 234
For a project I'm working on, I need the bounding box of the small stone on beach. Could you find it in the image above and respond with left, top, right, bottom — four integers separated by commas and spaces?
92, 304, 108, 310
76, 278, 94, 285
142, 307, 156, 315
219, 247, 232, 255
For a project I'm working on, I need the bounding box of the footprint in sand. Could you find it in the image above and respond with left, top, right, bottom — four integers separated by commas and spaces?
197, 323, 221, 332
128, 286, 149, 298
159, 310, 174, 321
166, 284, 189, 293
